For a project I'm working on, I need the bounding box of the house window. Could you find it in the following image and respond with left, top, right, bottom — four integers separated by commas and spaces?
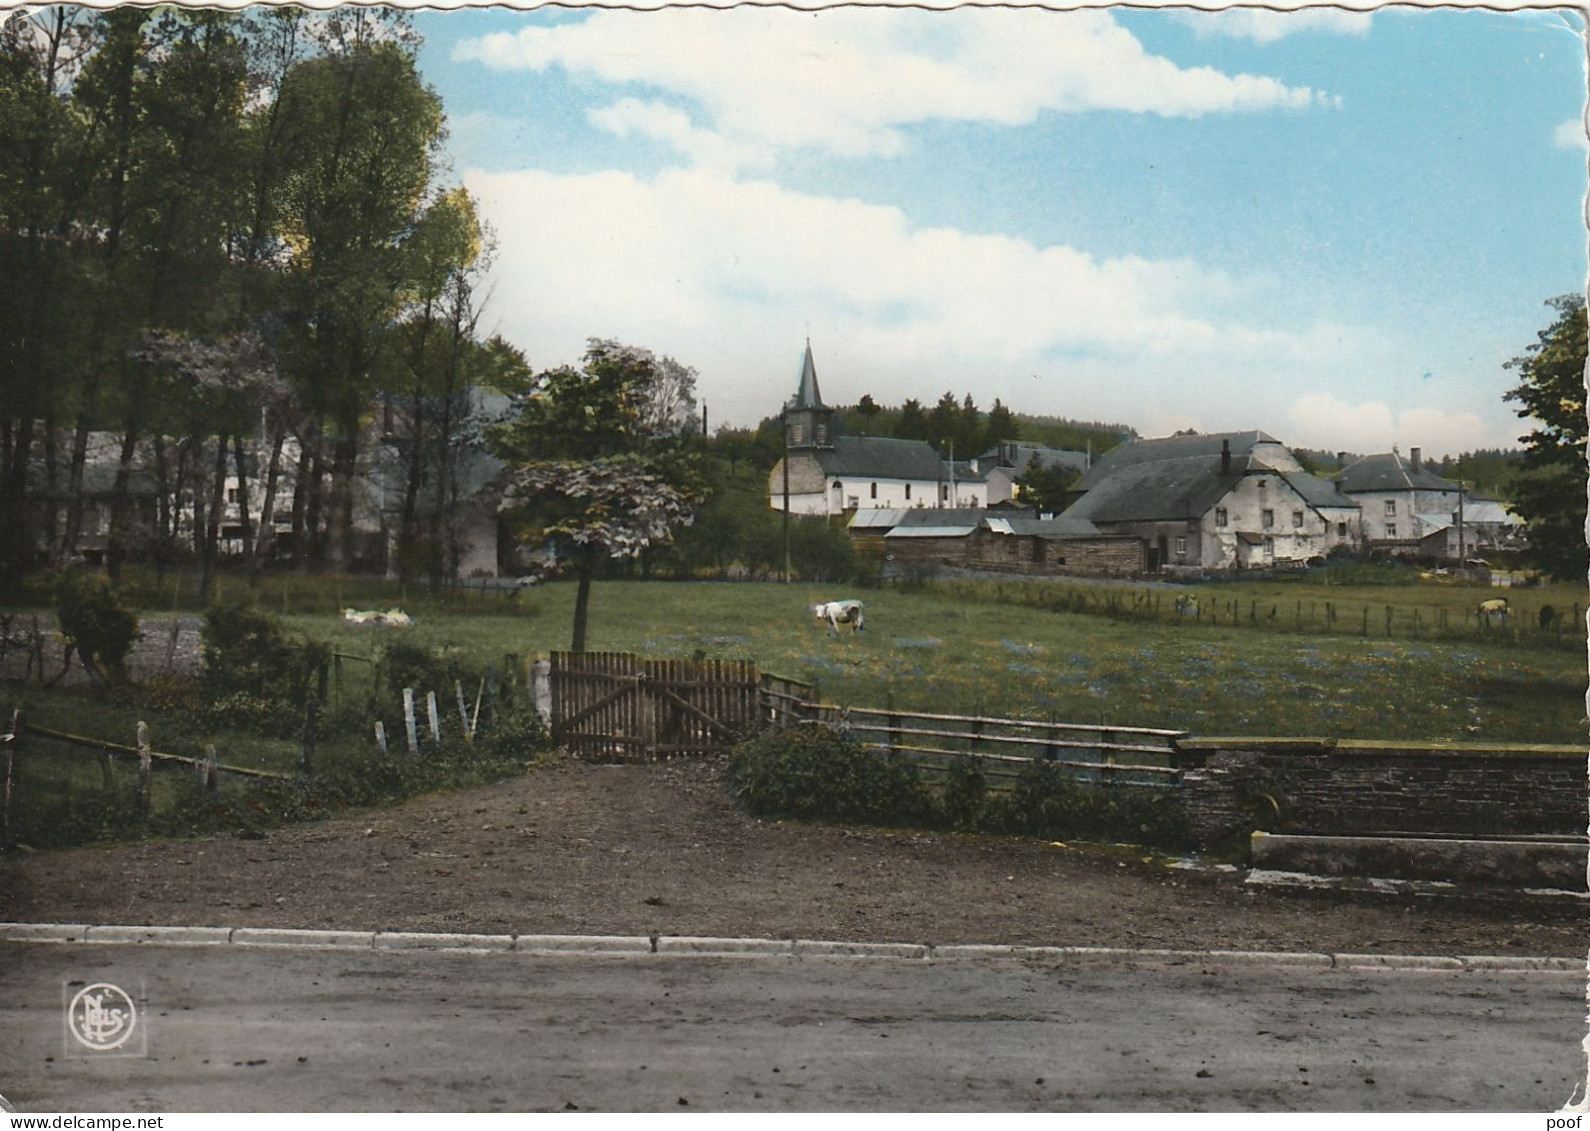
1261, 509, 1274, 529
905, 484, 912, 500
1387, 522, 1398, 538
870, 482, 878, 499
1175, 536, 1188, 556
1215, 507, 1228, 527
227, 488, 239, 505
1337, 522, 1347, 537
1385, 500, 1396, 516
1292, 510, 1303, 528
941, 484, 949, 502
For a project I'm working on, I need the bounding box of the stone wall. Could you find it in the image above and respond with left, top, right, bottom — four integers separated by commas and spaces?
1178, 737, 1586, 848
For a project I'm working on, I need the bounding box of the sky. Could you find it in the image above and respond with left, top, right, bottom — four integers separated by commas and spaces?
409, 4, 1589, 459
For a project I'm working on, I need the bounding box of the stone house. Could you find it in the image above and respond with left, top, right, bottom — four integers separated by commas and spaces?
1063, 431, 1359, 571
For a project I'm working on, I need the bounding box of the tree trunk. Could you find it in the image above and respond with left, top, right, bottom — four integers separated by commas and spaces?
232, 431, 254, 575
200, 433, 227, 596
570, 543, 597, 654
105, 423, 140, 582
251, 423, 287, 581
288, 429, 312, 571
0, 417, 34, 594
57, 417, 91, 567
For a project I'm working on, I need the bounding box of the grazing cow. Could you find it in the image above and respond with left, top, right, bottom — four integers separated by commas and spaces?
1477, 597, 1510, 625
1174, 595, 1199, 617
343, 607, 413, 627
813, 599, 865, 633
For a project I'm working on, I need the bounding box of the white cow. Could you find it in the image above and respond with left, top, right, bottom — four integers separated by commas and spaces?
813, 599, 865, 633
1477, 597, 1510, 624
342, 607, 413, 627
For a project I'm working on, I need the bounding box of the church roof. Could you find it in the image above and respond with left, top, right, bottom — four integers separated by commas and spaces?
813, 436, 951, 482
790, 341, 824, 410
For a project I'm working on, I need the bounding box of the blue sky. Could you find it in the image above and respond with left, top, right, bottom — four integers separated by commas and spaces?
412, 5, 1587, 457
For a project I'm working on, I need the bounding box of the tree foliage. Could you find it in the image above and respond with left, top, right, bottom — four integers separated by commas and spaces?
1503, 294, 1587, 580
491, 339, 708, 649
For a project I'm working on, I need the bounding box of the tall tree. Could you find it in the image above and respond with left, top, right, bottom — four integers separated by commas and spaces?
491, 340, 706, 651
271, 15, 444, 571
1503, 293, 1587, 581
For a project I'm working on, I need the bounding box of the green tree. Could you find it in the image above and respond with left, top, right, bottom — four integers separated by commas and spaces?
1503, 294, 1588, 580
491, 340, 708, 651
1015, 453, 1079, 515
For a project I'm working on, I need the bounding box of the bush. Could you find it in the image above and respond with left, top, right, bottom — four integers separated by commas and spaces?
54, 573, 139, 685
201, 602, 326, 705
729, 725, 1192, 850
939, 756, 986, 830
985, 761, 1190, 849
729, 723, 933, 826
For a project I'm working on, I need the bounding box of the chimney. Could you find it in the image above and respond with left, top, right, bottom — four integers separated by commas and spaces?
1337, 451, 1347, 469
1410, 447, 1421, 473
1220, 439, 1231, 476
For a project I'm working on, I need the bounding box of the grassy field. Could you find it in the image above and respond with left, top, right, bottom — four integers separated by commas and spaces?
282, 576, 1587, 746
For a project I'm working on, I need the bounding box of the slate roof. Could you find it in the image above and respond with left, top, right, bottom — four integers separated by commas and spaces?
978, 444, 1090, 475
1338, 451, 1457, 493
986, 515, 1103, 538
813, 436, 953, 482
1065, 430, 1355, 524
1286, 470, 1358, 510
1075, 430, 1280, 491
1064, 456, 1243, 523
790, 341, 823, 410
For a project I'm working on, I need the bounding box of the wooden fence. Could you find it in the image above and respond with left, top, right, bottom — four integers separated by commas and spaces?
550, 652, 760, 761
756, 674, 1186, 789
1, 709, 294, 842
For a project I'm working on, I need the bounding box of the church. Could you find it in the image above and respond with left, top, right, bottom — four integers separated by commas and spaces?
767, 344, 987, 515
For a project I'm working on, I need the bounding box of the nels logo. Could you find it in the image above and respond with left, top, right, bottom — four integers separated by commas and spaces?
67, 983, 138, 1052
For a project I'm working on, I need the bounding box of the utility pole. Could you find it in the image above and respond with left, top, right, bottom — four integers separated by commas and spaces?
1456, 460, 1466, 565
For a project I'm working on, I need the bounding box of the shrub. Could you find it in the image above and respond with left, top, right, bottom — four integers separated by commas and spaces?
939, 756, 986, 830
729, 723, 932, 826
54, 573, 139, 685
985, 761, 1190, 849
201, 602, 325, 705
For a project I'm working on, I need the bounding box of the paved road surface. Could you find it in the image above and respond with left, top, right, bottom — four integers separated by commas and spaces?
1, 941, 1584, 1112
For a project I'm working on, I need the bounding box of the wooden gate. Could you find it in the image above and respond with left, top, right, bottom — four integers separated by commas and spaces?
550, 652, 760, 761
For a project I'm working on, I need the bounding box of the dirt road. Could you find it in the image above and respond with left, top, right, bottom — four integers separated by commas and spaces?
2, 754, 1582, 956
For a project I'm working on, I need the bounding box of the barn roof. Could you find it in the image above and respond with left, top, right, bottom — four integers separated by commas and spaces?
1338, 451, 1457, 493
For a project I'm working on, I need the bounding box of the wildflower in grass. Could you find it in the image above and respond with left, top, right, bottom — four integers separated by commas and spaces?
1001, 639, 1044, 655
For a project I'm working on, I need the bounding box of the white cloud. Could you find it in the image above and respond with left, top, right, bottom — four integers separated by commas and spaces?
1177, 9, 1374, 45
456, 10, 1334, 168
1553, 117, 1588, 151
1285, 393, 1493, 457
466, 164, 1382, 433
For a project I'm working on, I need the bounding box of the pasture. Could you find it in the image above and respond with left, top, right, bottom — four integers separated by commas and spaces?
287, 577, 1586, 746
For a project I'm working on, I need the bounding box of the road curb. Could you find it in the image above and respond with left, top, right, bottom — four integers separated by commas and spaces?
0, 922, 1579, 971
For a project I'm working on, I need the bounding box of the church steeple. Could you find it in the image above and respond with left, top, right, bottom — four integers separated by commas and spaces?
785, 340, 835, 449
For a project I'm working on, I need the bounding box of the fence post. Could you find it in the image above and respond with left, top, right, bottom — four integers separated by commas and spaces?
3, 709, 21, 843
374, 720, 389, 757
136, 721, 152, 817
300, 696, 319, 779
531, 658, 552, 727
403, 688, 419, 756
426, 691, 442, 750
203, 744, 218, 794
455, 679, 472, 741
